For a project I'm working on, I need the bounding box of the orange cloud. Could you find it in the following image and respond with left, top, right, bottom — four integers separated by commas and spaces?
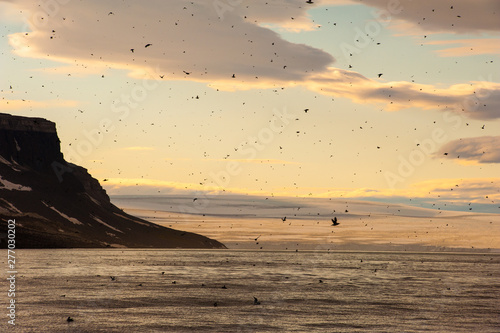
0, 98, 79, 110
306, 68, 500, 119
424, 39, 500, 57
436, 136, 500, 163
206, 158, 299, 165
122, 147, 155, 151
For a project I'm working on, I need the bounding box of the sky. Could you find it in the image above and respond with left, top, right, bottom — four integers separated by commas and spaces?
1, 0, 499, 213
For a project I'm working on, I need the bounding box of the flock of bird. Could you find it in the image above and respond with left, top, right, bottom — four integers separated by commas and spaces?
65, 272, 266, 323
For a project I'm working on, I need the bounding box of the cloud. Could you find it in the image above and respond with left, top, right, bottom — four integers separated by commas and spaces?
103, 176, 500, 206
103, 177, 270, 196
345, 0, 500, 34
313, 177, 500, 205
306, 68, 500, 119
0, 98, 79, 110
122, 146, 155, 151
424, 39, 500, 57
5, 0, 333, 88
206, 158, 299, 165
436, 136, 500, 163
4, 0, 500, 119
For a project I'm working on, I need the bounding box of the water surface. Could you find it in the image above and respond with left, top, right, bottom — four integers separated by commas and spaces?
5, 249, 500, 332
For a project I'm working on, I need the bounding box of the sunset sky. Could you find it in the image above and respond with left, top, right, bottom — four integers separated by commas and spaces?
1, 0, 499, 213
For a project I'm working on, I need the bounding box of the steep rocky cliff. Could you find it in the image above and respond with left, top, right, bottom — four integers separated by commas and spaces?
0, 113, 226, 249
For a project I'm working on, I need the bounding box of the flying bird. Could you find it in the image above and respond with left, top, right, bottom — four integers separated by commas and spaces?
378, 73, 383, 78
331, 217, 339, 226
183, 71, 191, 75
306, 0, 314, 3
145, 43, 152, 48
281, 217, 286, 222
130, 48, 134, 53
253, 296, 261, 305
304, 109, 309, 113
66, 317, 74, 322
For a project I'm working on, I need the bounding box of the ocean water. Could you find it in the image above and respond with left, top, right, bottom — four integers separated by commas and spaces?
5, 249, 500, 332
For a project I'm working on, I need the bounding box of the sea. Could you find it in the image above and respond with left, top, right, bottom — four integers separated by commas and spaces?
4, 249, 500, 332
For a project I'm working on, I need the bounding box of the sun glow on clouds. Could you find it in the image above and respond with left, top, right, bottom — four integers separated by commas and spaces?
122, 147, 155, 151
104, 177, 500, 207
207, 158, 299, 165
437, 136, 500, 164
424, 39, 500, 57
5, 0, 500, 120
0, 98, 79, 110
2, 0, 499, 213
306, 69, 500, 119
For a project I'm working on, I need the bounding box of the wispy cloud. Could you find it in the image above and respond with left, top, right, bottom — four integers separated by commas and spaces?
4, 0, 500, 120
436, 136, 500, 163
0, 98, 78, 110
122, 146, 155, 151
348, 0, 500, 34
103, 177, 259, 196
103, 176, 500, 207
206, 158, 299, 165
306, 68, 500, 119
6, 0, 333, 87
312, 178, 500, 205
424, 39, 500, 57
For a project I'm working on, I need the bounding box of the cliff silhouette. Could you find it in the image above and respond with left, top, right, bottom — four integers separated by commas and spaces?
0, 113, 225, 249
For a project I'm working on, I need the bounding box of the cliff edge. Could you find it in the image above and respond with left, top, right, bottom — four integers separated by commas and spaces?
0, 113, 226, 249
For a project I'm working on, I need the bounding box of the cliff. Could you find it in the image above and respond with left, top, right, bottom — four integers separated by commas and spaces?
0, 113, 226, 249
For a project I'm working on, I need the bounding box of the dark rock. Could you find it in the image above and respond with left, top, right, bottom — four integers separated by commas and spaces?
0, 113, 226, 249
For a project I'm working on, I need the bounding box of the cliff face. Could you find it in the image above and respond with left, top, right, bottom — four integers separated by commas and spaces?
0, 113, 226, 249
0, 114, 64, 172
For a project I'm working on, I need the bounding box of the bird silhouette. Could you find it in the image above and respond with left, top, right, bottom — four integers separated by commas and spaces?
378, 73, 383, 78
331, 217, 339, 226
145, 43, 152, 48
281, 217, 286, 222
306, 0, 314, 3
67, 317, 74, 322
253, 296, 261, 305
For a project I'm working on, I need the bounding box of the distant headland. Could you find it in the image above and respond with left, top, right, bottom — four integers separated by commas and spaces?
0, 113, 226, 249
